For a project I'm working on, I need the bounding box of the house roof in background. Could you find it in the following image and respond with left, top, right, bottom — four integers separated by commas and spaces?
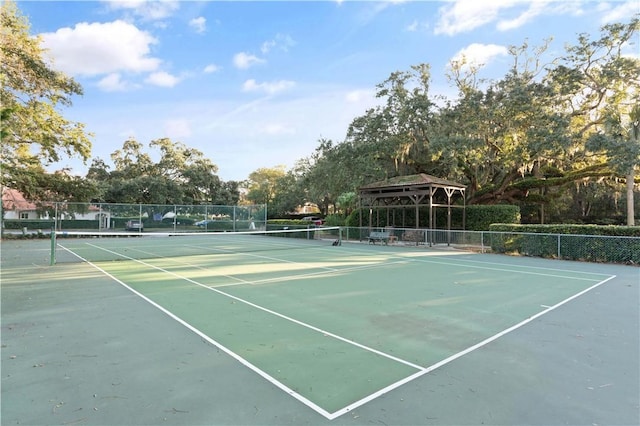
2, 188, 37, 211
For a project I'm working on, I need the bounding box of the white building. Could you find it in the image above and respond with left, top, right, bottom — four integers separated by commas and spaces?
1, 188, 110, 228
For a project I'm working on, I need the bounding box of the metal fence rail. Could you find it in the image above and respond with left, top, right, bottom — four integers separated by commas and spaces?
343, 227, 640, 265
2, 202, 267, 233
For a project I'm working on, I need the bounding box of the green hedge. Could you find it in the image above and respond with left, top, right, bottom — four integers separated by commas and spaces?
489, 224, 640, 237
465, 205, 520, 230
265, 221, 317, 239
58, 220, 101, 230
193, 220, 255, 231
488, 224, 640, 264
2, 220, 55, 230
267, 219, 319, 227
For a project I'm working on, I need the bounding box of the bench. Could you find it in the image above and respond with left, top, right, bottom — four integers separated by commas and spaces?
368, 231, 390, 245
403, 229, 425, 245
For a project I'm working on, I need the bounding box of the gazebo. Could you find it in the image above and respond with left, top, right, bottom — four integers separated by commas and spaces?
358, 173, 466, 233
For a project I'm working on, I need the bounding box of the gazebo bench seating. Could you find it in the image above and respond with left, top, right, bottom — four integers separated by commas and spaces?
368, 231, 390, 245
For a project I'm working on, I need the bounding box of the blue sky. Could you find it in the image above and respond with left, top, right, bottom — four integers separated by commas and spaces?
17, 0, 639, 182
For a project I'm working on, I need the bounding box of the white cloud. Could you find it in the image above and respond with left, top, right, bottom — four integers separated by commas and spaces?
355, 2, 393, 26
261, 33, 296, 54
145, 71, 180, 87
97, 73, 132, 92
435, 0, 597, 35
261, 40, 277, 55
405, 19, 430, 33
204, 64, 221, 73
345, 89, 375, 103
189, 16, 206, 34
40, 20, 160, 76
451, 43, 509, 71
497, 1, 549, 31
233, 52, 265, 69
102, 0, 180, 21
435, 0, 521, 36
599, 1, 640, 24
164, 119, 192, 139
242, 79, 296, 95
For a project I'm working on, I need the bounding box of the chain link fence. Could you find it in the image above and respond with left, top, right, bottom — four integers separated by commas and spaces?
2, 202, 267, 234
342, 227, 640, 265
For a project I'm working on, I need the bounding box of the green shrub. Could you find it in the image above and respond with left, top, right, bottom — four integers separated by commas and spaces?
323, 214, 346, 226
465, 205, 520, 230
3, 220, 55, 230
267, 219, 317, 227
489, 223, 640, 237
488, 224, 640, 264
345, 209, 363, 227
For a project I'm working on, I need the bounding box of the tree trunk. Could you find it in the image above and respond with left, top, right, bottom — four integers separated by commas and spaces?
627, 167, 635, 226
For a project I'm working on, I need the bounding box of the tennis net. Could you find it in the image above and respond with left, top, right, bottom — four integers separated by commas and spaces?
53, 226, 342, 264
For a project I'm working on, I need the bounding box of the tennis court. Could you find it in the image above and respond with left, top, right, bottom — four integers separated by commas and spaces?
2, 229, 638, 425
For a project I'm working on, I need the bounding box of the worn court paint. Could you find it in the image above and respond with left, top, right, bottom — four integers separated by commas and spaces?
58, 239, 612, 417
2, 239, 638, 425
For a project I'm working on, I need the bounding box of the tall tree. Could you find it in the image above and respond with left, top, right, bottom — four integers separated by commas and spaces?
346, 64, 440, 178
299, 139, 345, 215
246, 166, 287, 213
88, 138, 228, 205
550, 17, 640, 225
587, 104, 640, 225
0, 0, 92, 200
441, 39, 574, 212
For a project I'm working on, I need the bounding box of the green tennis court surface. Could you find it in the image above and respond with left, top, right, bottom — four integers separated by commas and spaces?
2, 233, 639, 425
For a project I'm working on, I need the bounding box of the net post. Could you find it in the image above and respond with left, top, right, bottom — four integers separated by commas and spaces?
50, 226, 56, 266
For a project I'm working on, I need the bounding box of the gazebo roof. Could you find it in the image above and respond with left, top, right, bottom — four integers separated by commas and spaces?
359, 173, 465, 191
357, 174, 466, 230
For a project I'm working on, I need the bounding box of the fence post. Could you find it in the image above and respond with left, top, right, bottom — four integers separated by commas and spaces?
557, 234, 561, 259
50, 226, 56, 266
173, 205, 177, 232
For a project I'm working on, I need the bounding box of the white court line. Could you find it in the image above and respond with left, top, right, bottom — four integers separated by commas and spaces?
124, 246, 255, 285
78, 242, 422, 370
121, 236, 360, 284
58, 241, 618, 420
430, 256, 614, 277
127, 242, 410, 288
328, 273, 618, 419
214, 260, 411, 287
407, 257, 601, 281
183, 243, 342, 272
56, 244, 335, 419
132, 240, 598, 283
327, 244, 605, 282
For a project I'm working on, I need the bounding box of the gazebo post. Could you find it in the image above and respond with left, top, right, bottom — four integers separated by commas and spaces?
358, 174, 466, 247
427, 191, 432, 246
461, 189, 467, 244
445, 187, 455, 246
